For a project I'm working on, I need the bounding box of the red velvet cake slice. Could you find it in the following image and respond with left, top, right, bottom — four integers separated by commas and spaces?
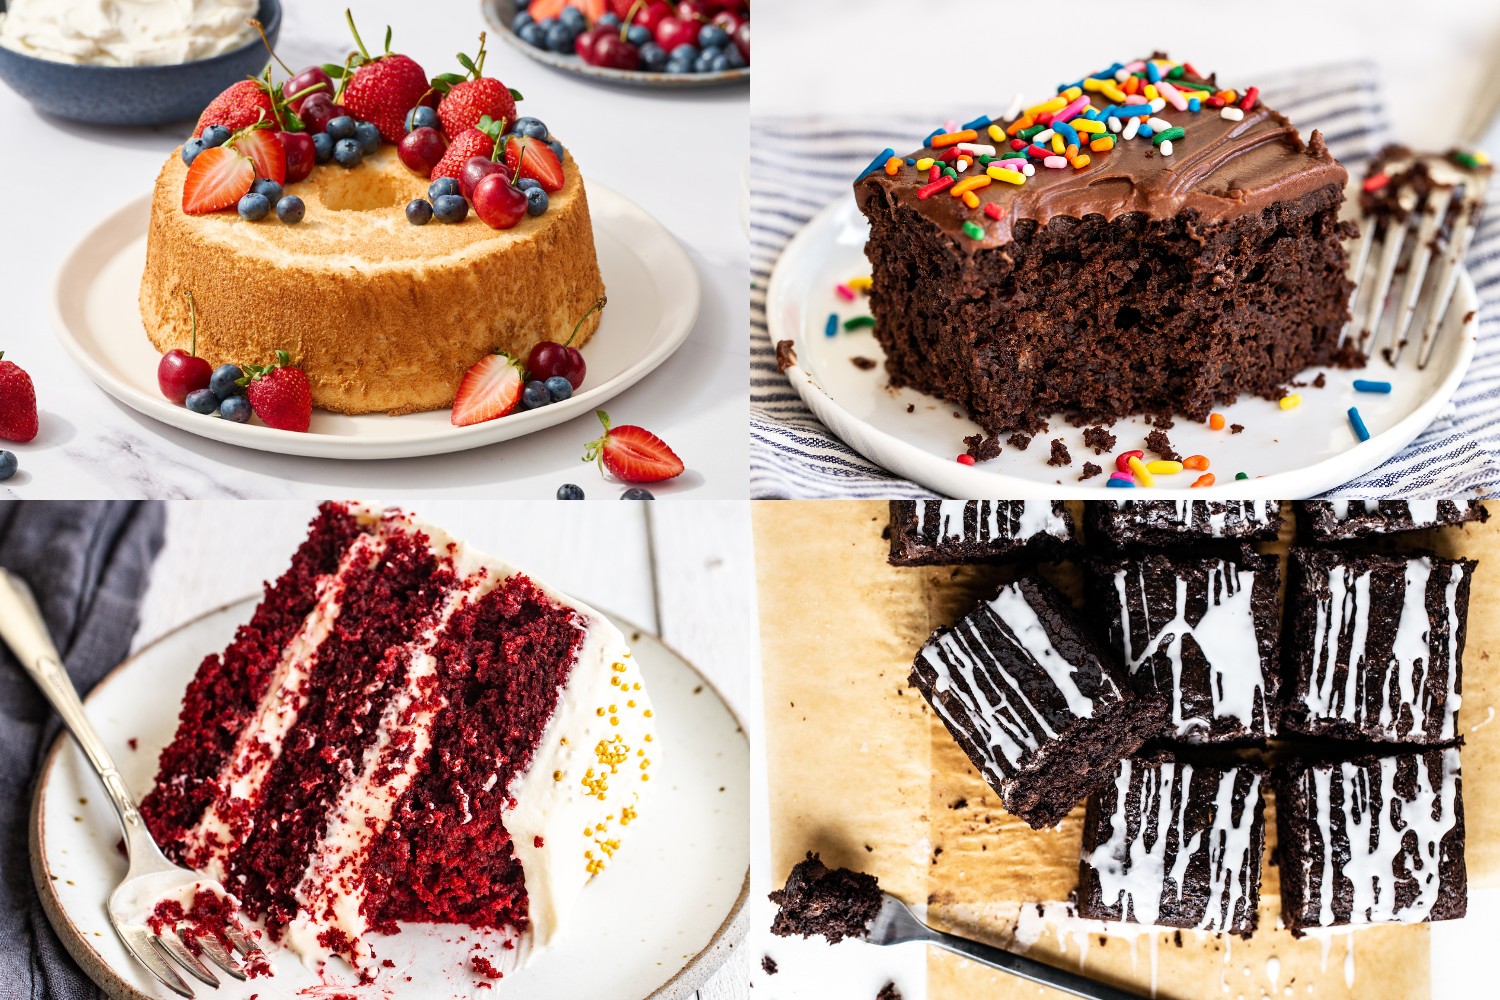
140, 502, 656, 976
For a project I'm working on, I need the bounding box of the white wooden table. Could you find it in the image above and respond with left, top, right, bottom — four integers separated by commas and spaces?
134, 499, 755, 1000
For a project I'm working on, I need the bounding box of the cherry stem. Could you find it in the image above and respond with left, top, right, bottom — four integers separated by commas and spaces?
621, 0, 647, 41
565, 296, 607, 347
345, 8, 370, 61
490, 121, 510, 162
185, 291, 198, 357
510, 141, 528, 185
250, 18, 291, 74
286, 81, 325, 103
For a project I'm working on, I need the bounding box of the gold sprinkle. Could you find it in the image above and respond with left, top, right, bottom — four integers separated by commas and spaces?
585, 850, 594, 859
608, 704, 617, 713
552, 770, 562, 781
595, 707, 605, 717
610, 676, 620, 687
627, 700, 636, 708
641, 759, 650, 769
583, 827, 593, 837
644, 734, 653, 743
632, 683, 641, 691
620, 806, 637, 826
643, 709, 653, 718
610, 716, 619, 726
642, 773, 649, 782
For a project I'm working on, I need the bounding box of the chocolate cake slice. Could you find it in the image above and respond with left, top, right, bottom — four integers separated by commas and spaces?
1274, 748, 1466, 931
1087, 550, 1280, 743
769, 853, 883, 943
910, 576, 1168, 829
1085, 500, 1283, 549
1280, 548, 1475, 745
1078, 755, 1265, 936
854, 56, 1358, 435
887, 500, 1074, 565
1296, 499, 1489, 542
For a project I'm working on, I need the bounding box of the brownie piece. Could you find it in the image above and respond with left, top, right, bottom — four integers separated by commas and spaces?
876, 985, 903, 1000
769, 853, 882, 943
911, 576, 1169, 829
1078, 755, 1265, 936
1085, 500, 1283, 549
1088, 551, 1280, 743
852, 57, 1357, 436
1274, 748, 1466, 931
887, 500, 1074, 566
1280, 548, 1475, 744
1296, 499, 1488, 542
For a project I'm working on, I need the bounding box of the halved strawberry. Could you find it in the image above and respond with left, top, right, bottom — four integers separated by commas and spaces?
182, 146, 255, 215
583, 410, 684, 483
504, 138, 565, 193
230, 127, 286, 183
451, 352, 524, 426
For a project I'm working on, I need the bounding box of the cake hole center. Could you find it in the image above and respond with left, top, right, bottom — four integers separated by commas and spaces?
317, 171, 413, 212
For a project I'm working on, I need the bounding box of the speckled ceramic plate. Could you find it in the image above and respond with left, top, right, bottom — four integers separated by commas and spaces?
31, 597, 748, 1000
768, 193, 1478, 499
482, 0, 749, 89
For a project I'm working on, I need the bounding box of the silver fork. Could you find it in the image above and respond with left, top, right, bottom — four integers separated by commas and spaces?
867, 892, 1144, 1000
0, 569, 268, 998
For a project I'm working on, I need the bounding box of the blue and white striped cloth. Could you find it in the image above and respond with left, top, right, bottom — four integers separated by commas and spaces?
750, 62, 1500, 498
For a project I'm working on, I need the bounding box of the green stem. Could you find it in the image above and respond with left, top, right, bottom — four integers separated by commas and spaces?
565, 296, 607, 347
345, 8, 370, 61
250, 18, 291, 74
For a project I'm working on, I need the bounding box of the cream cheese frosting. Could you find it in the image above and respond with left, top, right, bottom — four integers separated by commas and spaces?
0, 0, 258, 66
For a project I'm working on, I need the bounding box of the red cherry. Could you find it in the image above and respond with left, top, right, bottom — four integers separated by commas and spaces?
527, 342, 586, 389
654, 16, 698, 50
460, 155, 510, 201
158, 350, 211, 404
733, 21, 749, 60
635, 1, 673, 33
299, 93, 343, 134
282, 66, 332, 112
399, 127, 448, 175
676, 0, 714, 20
712, 9, 744, 33
471, 173, 528, 230
575, 26, 609, 63
278, 131, 315, 183
594, 35, 641, 71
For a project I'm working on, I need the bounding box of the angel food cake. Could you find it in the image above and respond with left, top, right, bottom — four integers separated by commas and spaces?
139, 503, 655, 975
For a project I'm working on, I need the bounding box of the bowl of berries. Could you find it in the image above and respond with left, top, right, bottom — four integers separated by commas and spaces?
485, 0, 748, 87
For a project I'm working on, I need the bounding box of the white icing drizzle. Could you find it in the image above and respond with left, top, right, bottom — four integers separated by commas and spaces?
1108, 501, 1276, 537
1084, 760, 1261, 933
920, 501, 1069, 545
1111, 560, 1268, 739
1296, 750, 1462, 926
1328, 500, 1444, 525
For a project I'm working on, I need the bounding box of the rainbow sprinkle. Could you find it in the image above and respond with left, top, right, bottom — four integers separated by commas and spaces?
825, 313, 838, 338
843, 315, 875, 331
1353, 379, 1391, 394
1348, 406, 1371, 442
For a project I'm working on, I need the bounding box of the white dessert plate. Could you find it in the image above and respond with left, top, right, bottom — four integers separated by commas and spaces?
767, 195, 1479, 498
31, 598, 748, 1000
49, 181, 700, 460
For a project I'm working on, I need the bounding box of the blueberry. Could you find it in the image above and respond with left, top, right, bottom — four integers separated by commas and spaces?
664, 57, 692, 75
695, 47, 720, 72
210, 363, 243, 400
556, 483, 585, 500
709, 52, 732, 72
626, 24, 651, 46
313, 132, 334, 163
433, 194, 468, 223
698, 24, 728, 49
237, 192, 270, 220
219, 395, 252, 423
544, 375, 571, 401
725, 44, 747, 69
0, 450, 15, 481
406, 105, 439, 131
181, 138, 206, 165
511, 11, 534, 33
639, 41, 668, 72
277, 195, 305, 224
406, 199, 433, 225
621, 488, 655, 500
333, 138, 363, 167
185, 387, 219, 414
525, 186, 550, 216
200, 124, 232, 148
516, 177, 542, 192
597, 12, 621, 28
558, 6, 586, 31
354, 120, 381, 155
518, 22, 546, 47
511, 116, 549, 140
325, 115, 356, 139
544, 23, 575, 53
547, 138, 565, 163
429, 177, 459, 199
522, 380, 550, 409
670, 43, 699, 62
251, 178, 283, 202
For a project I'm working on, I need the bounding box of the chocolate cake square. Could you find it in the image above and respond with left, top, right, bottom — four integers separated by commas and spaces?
887, 500, 1074, 566
1085, 500, 1283, 549
1280, 548, 1475, 744
1087, 550, 1280, 743
853, 57, 1358, 435
1078, 755, 1265, 935
910, 576, 1169, 829
1296, 499, 1489, 542
1273, 748, 1466, 931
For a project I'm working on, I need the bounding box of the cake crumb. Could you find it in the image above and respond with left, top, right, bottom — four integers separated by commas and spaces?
769, 852, 882, 943
1047, 439, 1071, 466
851, 356, 877, 370
877, 983, 904, 1000
775, 339, 798, 373
762, 956, 778, 975
1313, 372, 1327, 388
1145, 428, 1180, 461
1148, 411, 1175, 430
906, 403, 915, 413
1080, 462, 1102, 480
1082, 426, 1116, 454
1006, 431, 1033, 451
472, 955, 504, 980
1230, 423, 1244, 434
963, 433, 1001, 462
126, 738, 138, 751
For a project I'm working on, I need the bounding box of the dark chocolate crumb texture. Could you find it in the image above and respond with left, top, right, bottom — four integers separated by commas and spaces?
887, 500, 1074, 566
854, 55, 1359, 434
1086, 499, 1283, 548
1296, 499, 1489, 543
769, 852, 883, 944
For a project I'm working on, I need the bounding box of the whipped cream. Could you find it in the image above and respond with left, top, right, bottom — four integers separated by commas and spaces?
0, 0, 259, 67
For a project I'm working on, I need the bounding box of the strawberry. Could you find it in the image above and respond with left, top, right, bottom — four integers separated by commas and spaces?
431, 120, 502, 181
182, 146, 254, 215
503, 137, 566, 193
229, 126, 286, 184
606, 0, 635, 17
582, 410, 684, 483
433, 34, 520, 137
451, 352, 524, 426
240, 351, 311, 432
0, 352, 38, 443
192, 79, 276, 139
529, 0, 568, 18
338, 11, 428, 144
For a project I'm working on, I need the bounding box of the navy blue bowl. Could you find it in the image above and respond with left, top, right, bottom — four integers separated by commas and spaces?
0, 0, 278, 126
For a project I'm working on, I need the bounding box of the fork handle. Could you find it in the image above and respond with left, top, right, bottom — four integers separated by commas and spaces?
927, 926, 1145, 1000
0, 569, 150, 849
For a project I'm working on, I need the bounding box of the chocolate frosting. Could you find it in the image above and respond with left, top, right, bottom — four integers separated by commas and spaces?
857, 62, 1348, 252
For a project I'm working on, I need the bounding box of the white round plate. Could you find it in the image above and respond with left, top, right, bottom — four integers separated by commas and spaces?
768, 196, 1479, 498
31, 599, 748, 1000
50, 182, 700, 460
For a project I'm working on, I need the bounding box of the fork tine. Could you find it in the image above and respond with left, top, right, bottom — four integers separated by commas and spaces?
195, 935, 247, 982
223, 922, 268, 964
1358, 221, 1408, 356
1387, 187, 1453, 364
1339, 215, 1376, 347
158, 932, 221, 988
1417, 194, 1483, 368
118, 927, 193, 998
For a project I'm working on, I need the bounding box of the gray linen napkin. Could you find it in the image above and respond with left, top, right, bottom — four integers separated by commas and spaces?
0, 501, 167, 1000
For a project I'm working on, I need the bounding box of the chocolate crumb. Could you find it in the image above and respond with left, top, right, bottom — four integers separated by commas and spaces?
877, 984, 904, 1000
1006, 431, 1033, 451
851, 356, 877, 371
1047, 439, 1071, 466
963, 433, 1001, 462
906, 404, 915, 413
1230, 423, 1244, 434
774, 339, 798, 373
1148, 411, 1175, 430
1080, 461, 1102, 480
1313, 372, 1327, 388
1082, 426, 1116, 454
1464, 310, 1477, 324
1145, 428, 1179, 461
769, 853, 882, 943
761, 957, 778, 976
